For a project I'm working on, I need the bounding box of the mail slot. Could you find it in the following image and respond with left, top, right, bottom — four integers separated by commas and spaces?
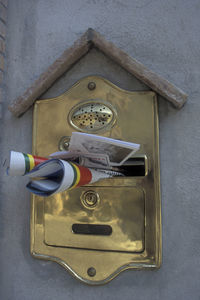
31, 75, 161, 284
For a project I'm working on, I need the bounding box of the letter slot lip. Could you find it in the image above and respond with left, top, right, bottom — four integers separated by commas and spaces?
113, 155, 148, 177
72, 224, 112, 236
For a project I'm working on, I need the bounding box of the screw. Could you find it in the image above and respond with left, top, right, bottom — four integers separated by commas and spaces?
87, 267, 96, 277
88, 82, 96, 90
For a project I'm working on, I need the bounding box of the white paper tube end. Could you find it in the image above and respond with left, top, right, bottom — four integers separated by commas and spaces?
8, 151, 26, 176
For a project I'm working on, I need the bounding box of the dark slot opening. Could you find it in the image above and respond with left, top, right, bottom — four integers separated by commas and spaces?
72, 224, 112, 236
115, 157, 146, 176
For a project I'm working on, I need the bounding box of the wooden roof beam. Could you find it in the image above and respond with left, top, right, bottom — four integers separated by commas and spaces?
8, 28, 187, 117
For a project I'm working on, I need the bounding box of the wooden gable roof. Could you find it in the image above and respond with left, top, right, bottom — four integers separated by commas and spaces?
9, 28, 187, 117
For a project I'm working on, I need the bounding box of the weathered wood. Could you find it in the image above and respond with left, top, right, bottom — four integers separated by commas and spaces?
8, 28, 187, 117
8, 30, 92, 117
91, 29, 187, 109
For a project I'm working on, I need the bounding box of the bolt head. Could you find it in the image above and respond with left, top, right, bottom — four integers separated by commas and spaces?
88, 82, 96, 90
87, 267, 96, 277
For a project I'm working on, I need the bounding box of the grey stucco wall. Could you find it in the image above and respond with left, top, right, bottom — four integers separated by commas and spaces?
0, 0, 200, 299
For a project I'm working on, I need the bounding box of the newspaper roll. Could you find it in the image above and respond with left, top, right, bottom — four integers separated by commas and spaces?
26, 159, 122, 196
8, 151, 48, 176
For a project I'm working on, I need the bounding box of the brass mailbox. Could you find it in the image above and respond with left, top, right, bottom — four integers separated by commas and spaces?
8, 28, 186, 285
31, 75, 161, 284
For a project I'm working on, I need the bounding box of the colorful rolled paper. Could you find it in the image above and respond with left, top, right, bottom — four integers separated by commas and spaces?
8, 151, 123, 196
26, 159, 123, 196
66, 161, 121, 190
69, 162, 92, 189
8, 151, 48, 176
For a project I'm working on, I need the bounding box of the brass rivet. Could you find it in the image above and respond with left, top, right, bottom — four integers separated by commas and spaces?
87, 267, 96, 277
58, 136, 70, 151
81, 190, 100, 210
88, 82, 96, 90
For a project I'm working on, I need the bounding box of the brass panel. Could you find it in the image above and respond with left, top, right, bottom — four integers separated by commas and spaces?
44, 187, 145, 252
31, 75, 161, 285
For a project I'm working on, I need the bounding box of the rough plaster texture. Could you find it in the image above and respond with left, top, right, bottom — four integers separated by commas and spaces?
0, 0, 200, 299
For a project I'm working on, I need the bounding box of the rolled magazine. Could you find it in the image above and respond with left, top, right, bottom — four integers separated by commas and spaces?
8, 152, 123, 196
7, 133, 140, 196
